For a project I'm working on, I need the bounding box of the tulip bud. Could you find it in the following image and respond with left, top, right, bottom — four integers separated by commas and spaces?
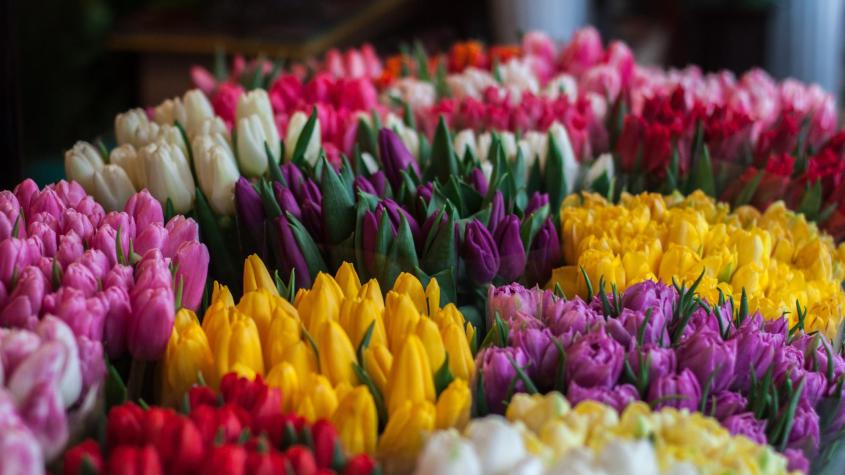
265, 361, 300, 412
108, 445, 164, 475
378, 128, 420, 190
332, 386, 378, 455
316, 320, 358, 387
378, 400, 435, 474
297, 374, 339, 422
237, 91, 281, 177
0, 420, 45, 475
414, 429, 480, 475
493, 215, 526, 281
285, 110, 321, 166
462, 219, 499, 285
124, 190, 164, 231
243, 254, 278, 295
441, 321, 475, 382
163, 215, 199, 258
173, 241, 210, 311
110, 144, 147, 191
192, 132, 239, 215
115, 108, 157, 147
129, 286, 176, 361
162, 309, 215, 404
335, 261, 362, 300
62, 439, 104, 475
141, 141, 196, 214
435, 379, 471, 430
64, 141, 104, 192
204, 307, 264, 381
387, 334, 435, 416
363, 343, 392, 395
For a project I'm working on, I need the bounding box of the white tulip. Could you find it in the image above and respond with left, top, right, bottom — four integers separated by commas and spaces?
509, 456, 545, 475
547, 122, 579, 194
195, 116, 230, 139
545, 73, 579, 101
499, 132, 518, 160
238, 115, 273, 177
361, 152, 379, 175
478, 132, 492, 162
154, 97, 187, 128
64, 141, 103, 192
583, 153, 615, 190
183, 89, 215, 133
157, 124, 189, 159
192, 133, 239, 215
481, 161, 493, 181
465, 416, 527, 475
597, 439, 659, 475
142, 141, 195, 214
109, 144, 146, 190
284, 110, 321, 166
547, 448, 606, 475
522, 130, 546, 169
386, 78, 437, 110
238, 90, 280, 153
414, 430, 481, 475
91, 164, 137, 212
454, 129, 478, 159
115, 108, 161, 148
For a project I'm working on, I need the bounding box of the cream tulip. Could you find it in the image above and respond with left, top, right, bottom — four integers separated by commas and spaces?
284, 110, 321, 166
64, 141, 103, 192
141, 141, 195, 213
109, 144, 146, 191
91, 164, 137, 212
192, 133, 239, 215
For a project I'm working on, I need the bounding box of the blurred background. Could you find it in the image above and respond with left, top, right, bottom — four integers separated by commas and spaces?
2, 0, 844, 188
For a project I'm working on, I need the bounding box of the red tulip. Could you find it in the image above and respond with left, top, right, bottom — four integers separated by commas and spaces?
63, 439, 103, 475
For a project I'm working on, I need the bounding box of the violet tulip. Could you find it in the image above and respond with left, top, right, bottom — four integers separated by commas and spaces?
493, 215, 526, 281
722, 412, 767, 444
378, 128, 420, 190
565, 327, 624, 389
647, 368, 701, 411
478, 346, 530, 414
567, 382, 639, 412
274, 215, 312, 289
523, 218, 560, 286
235, 177, 265, 239
463, 219, 499, 285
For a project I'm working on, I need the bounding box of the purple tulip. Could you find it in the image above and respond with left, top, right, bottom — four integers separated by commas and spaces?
56, 233, 84, 269
417, 182, 433, 206
353, 175, 377, 195
102, 286, 131, 358
788, 401, 821, 454
647, 368, 701, 411
380, 199, 419, 237
13, 179, 39, 217
545, 296, 603, 342
731, 321, 784, 392
524, 218, 560, 286
488, 191, 504, 233
42, 287, 106, 341
800, 371, 828, 407
133, 222, 168, 257
784, 449, 809, 474
361, 210, 382, 278
163, 216, 199, 258
607, 308, 669, 348
274, 182, 302, 219
707, 391, 748, 420
677, 327, 737, 392
16, 381, 69, 459
128, 286, 175, 360
510, 327, 560, 389
722, 412, 767, 444
368, 171, 387, 196
493, 215, 526, 281
620, 280, 677, 324
275, 216, 312, 289
478, 346, 530, 414
773, 345, 806, 387
469, 168, 488, 196
301, 198, 324, 240
61, 262, 98, 297
566, 327, 624, 389
525, 192, 549, 215
567, 382, 639, 412
0, 267, 46, 330
463, 219, 499, 285
173, 241, 210, 311
378, 128, 420, 190
124, 189, 164, 231
281, 162, 305, 190
627, 343, 676, 383
487, 283, 542, 327
236, 177, 265, 237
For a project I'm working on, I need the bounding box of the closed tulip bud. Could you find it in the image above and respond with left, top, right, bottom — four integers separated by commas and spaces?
316, 320, 358, 387
115, 108, 155, 147
425, 278, 441, 316
237, 114, 277, 177
335, 261, 362, 299
333, 386, 378, 455
141, 141, 196, 214
15, 382, 68, 460
339, 298, 387, 350
62, 262, 98, 297
463, 219, 499, 285
414, 430, 481, 475
298, 273, 343, 335
415, 317, 446, 371
243, 254, 277, 295
266, 361, 300, 412
493, 215, 527, 281
172, 241, 209, 311
162, 309, 215, 404
358, 279, 385, 311
525, 192, 550, 216
89, 164, 137, 212
363, 343, 392, 395
441, 321, 475, 382
378, 128, 420, 190
384, 292, 422, 353
63, 439, 104, 475
64, 141, 104, 192
435, 379, 471, 430
387, 334, 435, 416
297, 373, 339, 422
205, 307, 264, 381
525, 218, 561, 286
285, 110, 321, 166
265, 308, 310, 367
378, 400, 436, 473
0, 421, 45, 475
110, 144, 147, 191
488, 191, 504, 234
235, 178, 265, 238
34, 316, 83, 407
123, 189, 163, 230
0, 266, 46, 330
192, 133, 239, 215
129, 286, 176, 361
392, 272, 427, 314
108, 445, 164, 475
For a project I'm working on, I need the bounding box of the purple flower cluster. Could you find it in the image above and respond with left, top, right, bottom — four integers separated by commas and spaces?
479, 281, 845, 471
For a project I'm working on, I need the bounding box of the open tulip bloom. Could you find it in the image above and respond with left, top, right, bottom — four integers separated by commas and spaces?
479, 280, 845, 473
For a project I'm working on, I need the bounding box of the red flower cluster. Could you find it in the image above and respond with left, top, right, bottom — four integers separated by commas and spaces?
62, 374, 377, 475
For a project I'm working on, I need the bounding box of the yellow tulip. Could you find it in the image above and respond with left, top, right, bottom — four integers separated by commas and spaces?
266, 362, 300, 412
415, 317, 446, 371
161, 308, 215, 404
378, 400, 435, 474
211, 281, 235, 308
506, 392, 570, 434
297, 373, 339, 422
392, 272, 427, 314
243, 254, 278, 295
363, 343, 392, 395
338, 298, 387, 349
297, 272, 343, 335
335, 261, 362, 299
358, 279, 385, 311
386, 334, 434, 416
237, 289, 279, 357
279, 340, 319, 378
265, 307, 304, 367
384, 292, 421, 352
204, 306, 264, 382
441, 321, 475, 381
578, 249, 626, 295
435, 379, 471, 430
425, 277, 441, 315
315, 320, 358, 387
332, 386, 378, 455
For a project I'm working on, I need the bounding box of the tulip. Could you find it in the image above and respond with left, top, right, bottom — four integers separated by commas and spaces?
387, 334, 435, 416
416, 317, 446, 371
297, 373, 339, 422
316, 320, 358, 387
493, 215, 526, 281
0, 191, 22, 242
34, 316, 84, 407
192, 133, 239, 215
362, 343, 392, 395
332, 386, 378, 455
162, 309, 215, 404
76, 335, 105, 398
335, 261, 362, 299
285, 110, 321, 166
237, 114, 278, 177
525, 192, 550, 216
435, 379, 471, 430
64, 141, 104, 192
383, 292, 421, 354
17, 380, 69, 459
378, 400, 436, 474
128, 286, 176, 361
141, 141, 196, 214
124, 189, 164, 231
0, 237, 39, 286
62, 439, 104, 475
204, 307, 264, 381
677, 327, 737, 393
0, 422, 44, 475
464, 416, 528, 475
721, 412, 767, 445
107, 445, 164, 475
29, 188, 65, 220
479, 347, 530, 414
91, 164, 137, 212
463, 219, 499, 285
524, 218, 561, 286
173, 241, 210, 311
57, 208, 92, 243
378, 128, 420, 190
566, 327, 624, 390
265, 362, 300, 412
297, 273, 344, 335
413, 430, 481, 475
108, 144, 147, 193
647, 368, 701, 411
243, 254, 277, 295
0, 266, 46, 330
567, 382, 640, 413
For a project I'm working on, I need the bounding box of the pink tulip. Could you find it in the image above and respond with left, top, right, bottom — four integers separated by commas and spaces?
72, 196, 105, 227
78, 249, 110, 281
128, 286, 175, 360
42, 287, 106, 341
0, 238, 39, 286
132, 250, 172, 296
91, 224, 130, 268
102, 285, 131, 358
559, 26, 605, 76
173, 241, 209, 311
61, 262, 99, 297
16, 380, 68, 460
0, 191, 22, 241
76, 336, 105, 398
27, 221, 56, 257
35, 316, 82, 407
163, 216, 199, 258
61, 208, 95, 243
133, 222, 168, 257
0, 329, 41, 378
52, 180, 88, 208
56, 233, 84, 269
28, 188, 65, 223
124, 189, 164, 231
13, 179, 39, 218
0, 417, 44, 475
0, 267, 46, 330
103, 264, 134, 292
102, 211, 137, 244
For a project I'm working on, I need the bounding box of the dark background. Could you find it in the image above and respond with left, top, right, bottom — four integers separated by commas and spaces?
2, 0, 839, 188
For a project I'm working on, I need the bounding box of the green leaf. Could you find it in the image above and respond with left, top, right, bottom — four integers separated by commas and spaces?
266, 140, 285, 183
473, 370, 488, 417
733, 169, 764, 207
105, 362, 128, 410
384, 215, 420, 286
544, 132, 568, 212
520, 204, 549, 253
356, 320, 376, 363
429, 116, 459, 183
413, 40, 430, 81
797, 180, 823, 220
321, 159, 356, 245
194, 188, 236, 287
433, 355, 455, 395
353, 363, 389, 431
434, 59, 451, 99
688, 145, 716, 197
356, 117, 378, 159
257, 179, 282, 219
290, 107, 319, 166
420, 211, 456, 275
507, 355, 539, 394
164, 198, 176, 223
286, 212, 329, 278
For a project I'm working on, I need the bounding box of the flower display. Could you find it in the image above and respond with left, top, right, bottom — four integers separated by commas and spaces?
162, 256, 475, 473
414, 394, 795, 475
61, 373, 379, 475
549, 191, 845, 337
479, 281, 845, 472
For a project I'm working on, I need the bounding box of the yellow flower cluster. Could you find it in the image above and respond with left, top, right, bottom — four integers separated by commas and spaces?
161, 255, 475, 467
505, 392, 797, 475
550, 191, 845, 337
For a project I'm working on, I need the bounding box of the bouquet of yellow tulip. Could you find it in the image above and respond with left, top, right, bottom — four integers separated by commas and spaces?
550, 190, 845, 338
162, 255, 476, 473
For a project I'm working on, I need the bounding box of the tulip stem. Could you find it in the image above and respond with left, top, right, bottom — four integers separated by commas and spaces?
127, 358, 147, 402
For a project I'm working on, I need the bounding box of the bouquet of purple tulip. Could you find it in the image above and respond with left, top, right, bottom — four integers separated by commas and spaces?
479, 279, 845, 473
234, 122, 566, 333
0, 179, 209, 464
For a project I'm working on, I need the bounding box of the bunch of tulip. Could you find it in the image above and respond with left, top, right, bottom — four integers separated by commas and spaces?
549, 191, 845, 337
414, 393, 796, 475
162, 256, 475, 474
61, 373, 379, 475
478, 280, 845, 472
